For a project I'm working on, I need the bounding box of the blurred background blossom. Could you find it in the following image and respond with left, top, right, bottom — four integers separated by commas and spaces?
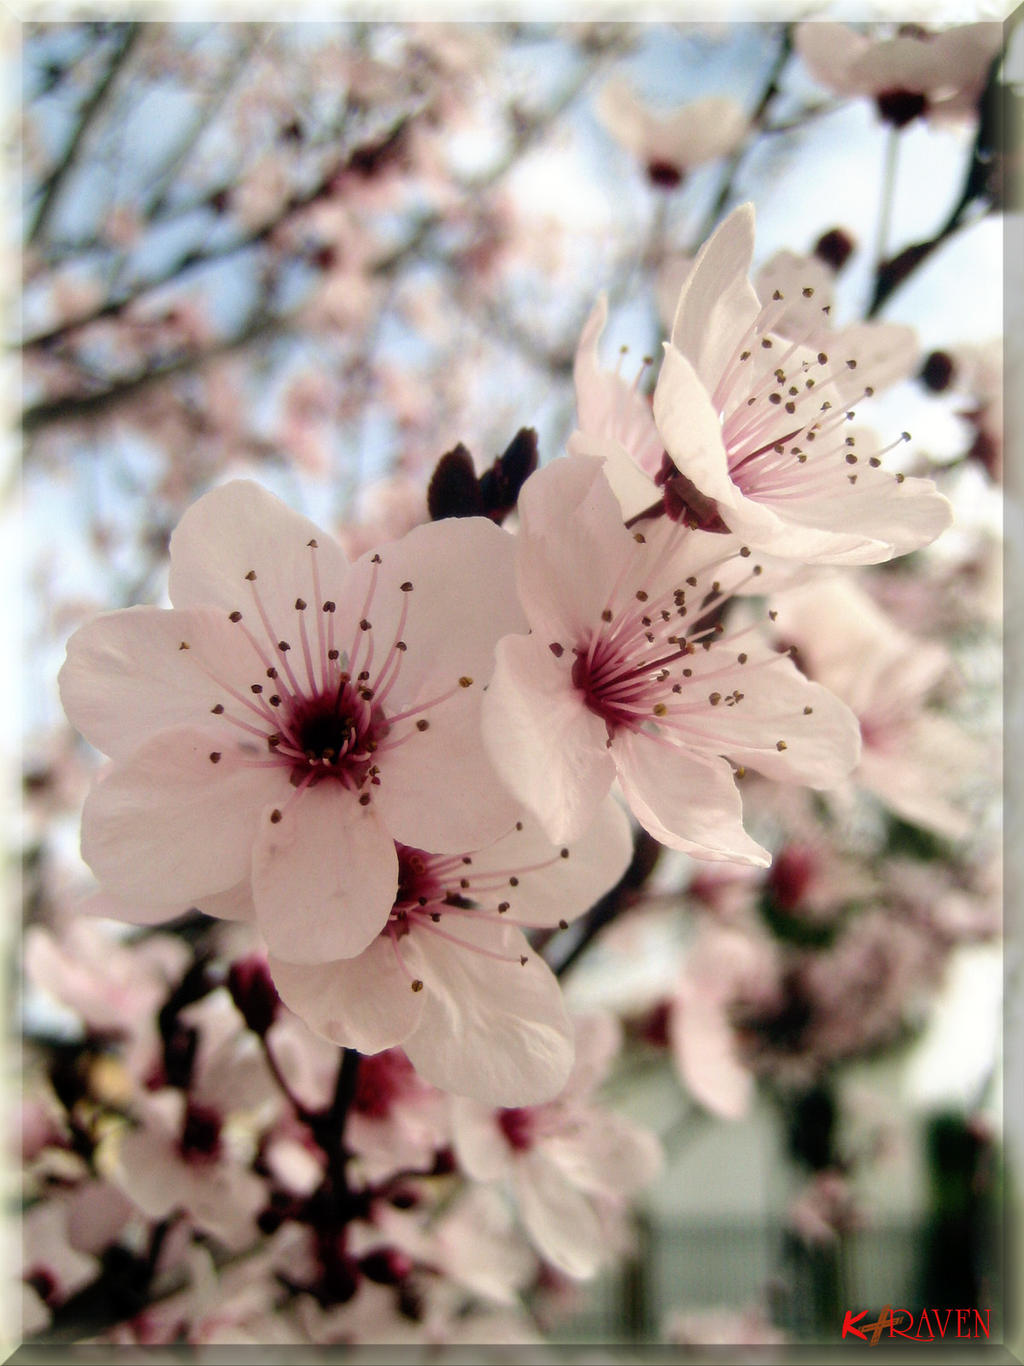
6, 10, 1016, 1354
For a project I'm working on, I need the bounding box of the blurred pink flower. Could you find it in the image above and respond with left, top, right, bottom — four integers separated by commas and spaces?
670, 920, 779, 1119
451, 1015, 662, 1278
269, 797, 632, 1105
596, 78, 747, 187
21, 1199, 100, 1327
345, 1048, 450, 1182
770, 574, 983, 840
482, 455, 860, 857
24, 918, 190, 1078
100, 1088, 267, 1250
795, 22, 1003, 126
60, 480, 525, 964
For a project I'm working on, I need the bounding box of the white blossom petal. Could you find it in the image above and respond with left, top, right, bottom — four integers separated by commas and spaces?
269, 935, 424, 1054
403, 919, 574, 1106
375, 688, 520, 854
168, 479, 351, 623
613, 729, 769, 865
252, 782, 397, 963
81, 726, 291, 904
59, 606, 250, 760
513, 1150, 603, 1279
483, 633, 616, 845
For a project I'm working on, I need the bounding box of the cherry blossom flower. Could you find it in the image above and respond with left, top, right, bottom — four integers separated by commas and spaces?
573, 206, 952, 562
450, 1015, 662, 1279
24, 917, 190, 1078
59, 479, 525, 965
269, 796, 632, 1105
769, 574, 983, 841
921, 339, 1003, 480
596, 78, 747, 188
658, 240, 917, 402
795, 22, 1003, 127
669, 920, 779, 1120
21, 1199, 100, 1330
482, 455, 861, 860
349, 1185, 538, 1309
344, 1049, 450, 1183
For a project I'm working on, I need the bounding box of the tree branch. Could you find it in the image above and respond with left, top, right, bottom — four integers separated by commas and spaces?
27, 23, 142, 246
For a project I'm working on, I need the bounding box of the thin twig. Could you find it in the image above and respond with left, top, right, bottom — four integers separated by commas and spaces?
27, 24, 142, 245
695, 23, 792, 249
869, 127, 900, 309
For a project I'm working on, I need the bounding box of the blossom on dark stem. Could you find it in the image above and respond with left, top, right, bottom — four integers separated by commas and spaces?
452, 1015, 662, 1279
483, 456, 861, 858
269, 799, 631, 1106
59, 480, 525, 965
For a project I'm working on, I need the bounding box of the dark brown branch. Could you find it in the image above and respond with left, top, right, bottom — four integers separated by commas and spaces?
866, 46, 1005, 318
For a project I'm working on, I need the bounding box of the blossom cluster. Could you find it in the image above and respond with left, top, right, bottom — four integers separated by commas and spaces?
58, 201, 929, 1107
19, 16, 1004, 1349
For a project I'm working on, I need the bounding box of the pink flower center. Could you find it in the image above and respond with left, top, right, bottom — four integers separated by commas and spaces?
564, 527, 784, 757
381, 837, 571, 995
193, 544, 471, 812
497, 1106, 536, 1151
767, 846, 817, 910
179, 1102, 223, 1164
353, 1049, 418, 1119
